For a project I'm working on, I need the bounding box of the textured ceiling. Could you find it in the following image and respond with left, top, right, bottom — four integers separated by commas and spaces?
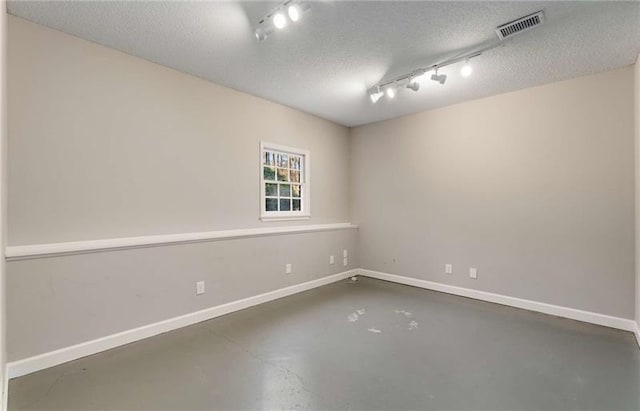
7, 1, 640, 127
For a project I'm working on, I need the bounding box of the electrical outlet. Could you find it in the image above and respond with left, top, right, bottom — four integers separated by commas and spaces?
196, 281, 205, 295
469, 267, 478, 279
343, 257, 348, 266
285, 263, 292, 274
445, 264, 453, 274
329, 255, 335, 264
343, 249, 348, 258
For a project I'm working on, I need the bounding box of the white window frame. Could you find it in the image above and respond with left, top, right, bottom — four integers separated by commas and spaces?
260, 141, 311, 221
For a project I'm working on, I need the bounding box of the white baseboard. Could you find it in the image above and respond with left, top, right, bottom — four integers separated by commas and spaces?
6, 270, 356, 379
635, 322, 640, 349
358, 269, 637, 333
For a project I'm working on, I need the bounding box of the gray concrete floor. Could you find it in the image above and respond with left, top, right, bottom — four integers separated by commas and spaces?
8, 277, 640, 410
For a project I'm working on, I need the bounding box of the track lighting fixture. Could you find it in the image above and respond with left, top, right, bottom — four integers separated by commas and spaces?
366, 47, 488, 103
431, 68, 447, 85
365, 10, 545, 104
255, 1, 310, 42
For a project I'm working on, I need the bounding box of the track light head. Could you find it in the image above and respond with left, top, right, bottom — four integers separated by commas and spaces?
385, 85, 397, 99
431, 68, 447, 85
287, 1, 311, 22
255, 25, 274, 41
288, 3, 302, 22
406, 78, 420, 92
461, 60, 473, 77
431, 74, 447, 85
273, 11, 287, 29
368, 87, 384, 104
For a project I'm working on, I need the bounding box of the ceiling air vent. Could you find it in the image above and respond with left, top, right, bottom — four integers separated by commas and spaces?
495, 10, 545, 40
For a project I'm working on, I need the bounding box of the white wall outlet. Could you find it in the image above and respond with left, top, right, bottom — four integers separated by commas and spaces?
343, 249, 348, 258
196, 281, 205, 295
469, 267, 478, 279
285, 263, 292, 274
329, 255, 335, 264
445, 264, 453, 274
343, 257, 348, 266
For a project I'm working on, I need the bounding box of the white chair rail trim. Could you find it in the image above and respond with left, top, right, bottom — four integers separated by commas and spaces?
6, 223, 358, 260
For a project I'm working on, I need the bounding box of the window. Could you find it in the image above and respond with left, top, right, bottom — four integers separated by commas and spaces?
260, 142, 310, 221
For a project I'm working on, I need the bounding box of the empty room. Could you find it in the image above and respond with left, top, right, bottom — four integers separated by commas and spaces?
0, 0, 639, 410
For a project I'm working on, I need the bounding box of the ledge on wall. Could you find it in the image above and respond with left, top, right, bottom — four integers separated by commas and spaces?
5, 223, 359, 260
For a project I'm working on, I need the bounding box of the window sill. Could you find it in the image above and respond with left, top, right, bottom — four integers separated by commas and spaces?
260, 214, 311, 222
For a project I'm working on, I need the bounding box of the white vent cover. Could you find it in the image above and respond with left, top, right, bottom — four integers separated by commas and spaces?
496, 10, 545, 40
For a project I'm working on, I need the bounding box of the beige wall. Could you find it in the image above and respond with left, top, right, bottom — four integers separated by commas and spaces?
6, 16, 357, 361
635, 54, 640, 329
8, 16, 351, 245
351, 67, 636, 319
1, 0, 6, 402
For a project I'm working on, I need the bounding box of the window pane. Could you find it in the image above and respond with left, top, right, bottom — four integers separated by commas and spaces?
290, 170, 300, 183
264, 151, 276, 166
279, 199, 291, 211
265, 183, 277, 196
292, 185, 301, 198
263, 166, 276, 181
278, 154, 289, 168
292, 199, 301, 211
290, 156, 301, 170
265, 198, 278, 211
279, 184, 291, 197
277, 168, 289, 182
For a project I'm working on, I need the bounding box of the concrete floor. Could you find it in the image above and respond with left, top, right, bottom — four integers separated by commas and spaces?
8, 277, 640, 410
